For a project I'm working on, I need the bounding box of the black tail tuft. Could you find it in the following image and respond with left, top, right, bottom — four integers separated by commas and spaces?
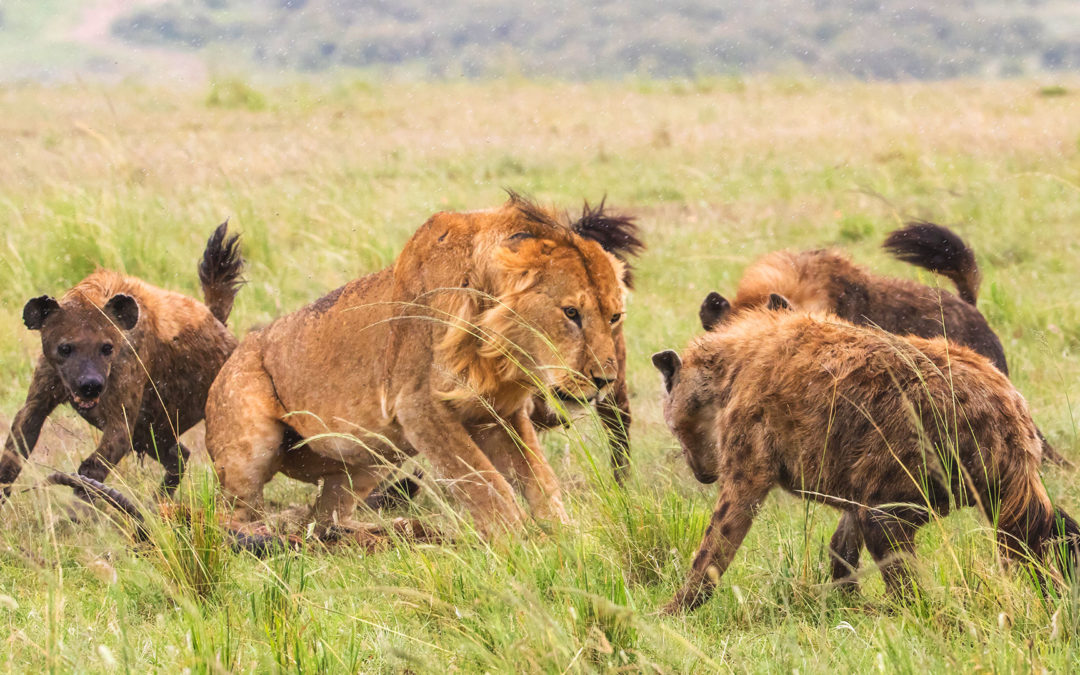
883, 221, 981, 306
570, 197, 644, 288
199, 220, 245, 324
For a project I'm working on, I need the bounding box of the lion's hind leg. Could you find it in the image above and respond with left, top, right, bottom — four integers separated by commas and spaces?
205, 344, 288, 530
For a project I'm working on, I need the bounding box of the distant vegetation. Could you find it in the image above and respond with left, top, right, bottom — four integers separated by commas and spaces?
111, 0, 1080, 79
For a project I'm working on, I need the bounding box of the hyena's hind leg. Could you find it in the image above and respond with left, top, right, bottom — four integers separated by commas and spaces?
829, 512, 864, 592
857, 505, 930, 600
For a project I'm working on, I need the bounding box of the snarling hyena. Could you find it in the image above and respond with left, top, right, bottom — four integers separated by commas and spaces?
654, 299, 1079, 613
1, 223, 243, 497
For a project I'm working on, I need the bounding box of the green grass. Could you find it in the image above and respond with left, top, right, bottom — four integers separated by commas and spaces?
1, 77, 1080, 671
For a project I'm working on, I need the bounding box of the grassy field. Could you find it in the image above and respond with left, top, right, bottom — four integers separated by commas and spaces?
2, 76, 1080, 672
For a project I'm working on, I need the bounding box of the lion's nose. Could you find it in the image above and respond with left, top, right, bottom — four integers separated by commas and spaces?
591, 376, 615, 390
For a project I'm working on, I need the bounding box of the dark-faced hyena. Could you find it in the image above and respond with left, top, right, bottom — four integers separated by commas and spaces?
654, 298, 1079, 613
1, 223, 243, 497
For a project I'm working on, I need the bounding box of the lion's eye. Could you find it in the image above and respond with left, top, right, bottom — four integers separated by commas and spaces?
57, 343, 73, 358
563, 307, 581, 326
610, 313, 622, 324
101, 343, 114, 356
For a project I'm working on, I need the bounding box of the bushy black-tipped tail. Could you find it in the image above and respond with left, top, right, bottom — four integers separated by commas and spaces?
883, 221, 981, 306
198, 220, 245, 325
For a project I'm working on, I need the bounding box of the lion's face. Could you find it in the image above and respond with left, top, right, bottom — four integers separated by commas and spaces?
488, 233, 624, 404
426, 198, 634, 413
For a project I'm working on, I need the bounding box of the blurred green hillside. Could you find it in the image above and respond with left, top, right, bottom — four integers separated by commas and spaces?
5, 0, 1080, 82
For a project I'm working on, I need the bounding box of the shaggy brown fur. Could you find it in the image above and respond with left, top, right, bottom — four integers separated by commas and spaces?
717, 222, 1007, 372
703, 222, 1070, 587
1, 223, 243, 497
705, 224, 1054, 419
204, 195, 628, 540
654, 302, 1079, 613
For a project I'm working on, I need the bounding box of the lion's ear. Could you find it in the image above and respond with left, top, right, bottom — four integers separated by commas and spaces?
503, 231, 537, 251
699, 292, 730, 331
652, 350, 682, 393
767, 293, 792, 312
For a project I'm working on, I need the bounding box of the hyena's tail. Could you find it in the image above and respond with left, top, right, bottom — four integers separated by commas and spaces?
199, 220, 245, 325
883, 221, 981, 306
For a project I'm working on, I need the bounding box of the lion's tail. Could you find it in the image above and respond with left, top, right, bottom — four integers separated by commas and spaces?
199, 220, 245, 325
883, 221, 981, 306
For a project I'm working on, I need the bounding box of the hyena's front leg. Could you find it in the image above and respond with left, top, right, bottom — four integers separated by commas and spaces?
156, 442, 190, 497
0, 366, 65, 497
602, 327, 632, 485
663, 479, 769, 614
597, 381, 631, 486
77, 426, 137, 485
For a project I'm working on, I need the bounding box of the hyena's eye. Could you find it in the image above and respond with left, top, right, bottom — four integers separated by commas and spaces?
101, 343, 114, 356
57, 343, 73, 358
610, 313, 622, 324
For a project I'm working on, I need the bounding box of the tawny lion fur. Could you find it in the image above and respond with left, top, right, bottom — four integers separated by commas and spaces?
204, 195, 627, 538
654, 304, 1079, 613
2, 223, 243, 497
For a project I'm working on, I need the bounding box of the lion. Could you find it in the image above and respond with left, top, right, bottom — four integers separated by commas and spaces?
654, 297, 1079, 613
364, 200, 643, 509
204, 194, 630, 539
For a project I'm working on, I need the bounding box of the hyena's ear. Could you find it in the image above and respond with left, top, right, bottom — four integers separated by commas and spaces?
23, 296, 61, 330
104, 294, 139, 330
767, 293, 792, 311
699, 292, 730, 331
652, 350, 682, 393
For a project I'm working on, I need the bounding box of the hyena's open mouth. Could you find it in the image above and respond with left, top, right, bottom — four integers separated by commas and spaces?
71, 395, 99, 411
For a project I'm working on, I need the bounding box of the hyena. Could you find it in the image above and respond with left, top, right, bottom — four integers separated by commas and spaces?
701, 221, 1065, 463
654, 299, 1079, 613
1, 223, 243, 497
699, 222, 1069, 587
